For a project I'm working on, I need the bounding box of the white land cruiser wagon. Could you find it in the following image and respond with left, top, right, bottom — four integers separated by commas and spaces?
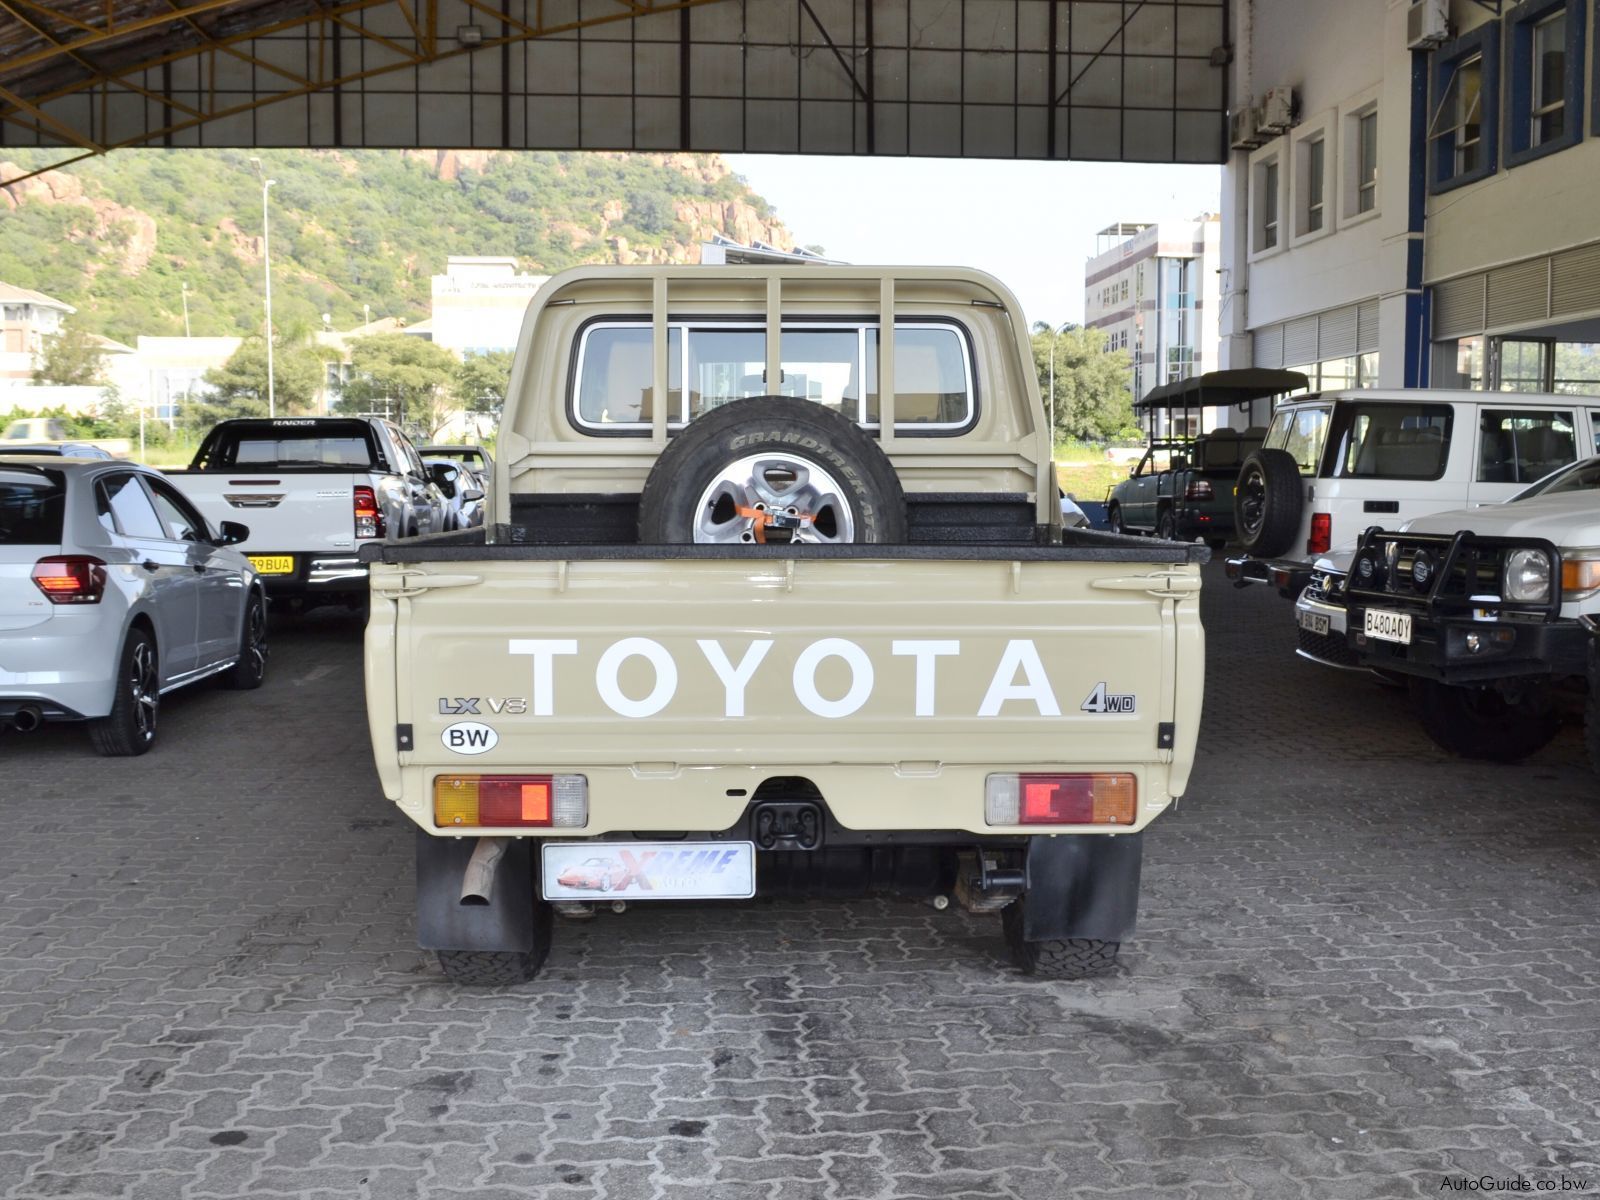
1228, 389, 1600, 591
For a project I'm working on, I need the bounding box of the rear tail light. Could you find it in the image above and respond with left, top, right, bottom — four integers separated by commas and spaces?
1184, 479, 1213, 501
984, 773, 1136, 826
1307, 512, 1332, 556
31, 556, 107, 604
433, 774, 588, 828
353, 486, 385, 540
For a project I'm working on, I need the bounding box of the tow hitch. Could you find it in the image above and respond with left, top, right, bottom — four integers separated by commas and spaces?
751, 801, 823, 850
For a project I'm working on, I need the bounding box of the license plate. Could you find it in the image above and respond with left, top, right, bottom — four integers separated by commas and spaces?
248, 555, 295, 575
541, 841, 756, 901
1363, 608, 1412, 645
1297, 609, 1330, 636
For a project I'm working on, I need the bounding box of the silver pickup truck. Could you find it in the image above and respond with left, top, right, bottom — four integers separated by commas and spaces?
169, 417, 447, 604
362, 265, 1206, 986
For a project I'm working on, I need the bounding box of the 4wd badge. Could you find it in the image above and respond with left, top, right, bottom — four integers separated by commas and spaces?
1080, 683, 1136, 715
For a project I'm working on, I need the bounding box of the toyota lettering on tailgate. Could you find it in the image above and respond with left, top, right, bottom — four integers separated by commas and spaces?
501, 636, 1138, 720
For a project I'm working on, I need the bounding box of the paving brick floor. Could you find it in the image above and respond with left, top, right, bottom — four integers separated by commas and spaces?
1, 566, 1597, 1199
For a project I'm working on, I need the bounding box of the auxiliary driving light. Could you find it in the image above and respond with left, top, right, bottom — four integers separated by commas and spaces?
1410, 549, 1434, 590
985, 773, 1136, 826
433, 774, 588, 828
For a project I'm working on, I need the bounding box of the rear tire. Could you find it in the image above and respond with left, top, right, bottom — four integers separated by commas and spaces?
1410, 679, 1560, 763
435, 900, 553, 986
221, 590, 268, 690
1002, 901, 1121, 979
88, 628, 159, 757
1234, 448, 1303, 558
1156, 507, 1176, 541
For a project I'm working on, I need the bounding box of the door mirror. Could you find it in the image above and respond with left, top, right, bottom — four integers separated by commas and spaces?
217, 520, 249, 546
461, 487, 485, 503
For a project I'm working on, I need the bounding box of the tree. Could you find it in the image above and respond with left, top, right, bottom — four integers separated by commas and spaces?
191, 336, 328, 428
32, 323, 108, 386
453, 350, 513, 420
1031, 325, 1136, 443
337, 333, 460, 435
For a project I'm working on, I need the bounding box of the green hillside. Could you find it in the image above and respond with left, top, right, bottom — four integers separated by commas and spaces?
0, 148, 793, 345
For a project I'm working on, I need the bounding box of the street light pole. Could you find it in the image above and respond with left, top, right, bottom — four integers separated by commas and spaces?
1046, 319, 1072, 447
250, 158, 277, 417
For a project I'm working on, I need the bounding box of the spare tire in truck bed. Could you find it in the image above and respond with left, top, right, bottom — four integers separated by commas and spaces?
637, 396, 908, 544
1233, 447, 1303, 558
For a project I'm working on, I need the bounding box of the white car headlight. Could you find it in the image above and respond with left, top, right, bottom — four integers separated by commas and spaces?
1504, 549, 1552, 602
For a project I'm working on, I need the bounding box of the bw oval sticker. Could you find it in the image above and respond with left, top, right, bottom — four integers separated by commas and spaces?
442, 721, 498, 755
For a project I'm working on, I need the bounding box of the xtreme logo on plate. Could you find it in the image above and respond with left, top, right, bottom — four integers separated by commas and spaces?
442, 637, 1139, 721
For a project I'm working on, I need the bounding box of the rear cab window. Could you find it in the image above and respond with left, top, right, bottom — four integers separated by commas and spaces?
0, 467, 65, 544
191, 420, 381, 470
571, 320, 975, 435
1327, 402, 1453, 480
1263, 405, 1332, 475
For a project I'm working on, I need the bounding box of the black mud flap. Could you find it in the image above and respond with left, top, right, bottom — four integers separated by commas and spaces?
1022, 833, 1142, 943
415, 830, 535, 952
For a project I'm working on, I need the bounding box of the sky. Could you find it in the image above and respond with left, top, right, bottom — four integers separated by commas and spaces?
724, 155, 1220, 331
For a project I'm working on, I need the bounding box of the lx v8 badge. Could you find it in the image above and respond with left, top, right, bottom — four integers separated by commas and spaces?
438, 696, 529, 715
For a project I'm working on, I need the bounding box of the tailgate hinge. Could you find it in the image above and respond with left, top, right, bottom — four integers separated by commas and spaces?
1091, 570, 1202, 599
373, 570, 482, 598
397, 724, 414, 752
1157, 722, 1175, 750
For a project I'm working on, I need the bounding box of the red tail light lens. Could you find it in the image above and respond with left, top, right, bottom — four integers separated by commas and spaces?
1307, 512, 1332, 556
1184, 479, 1213, 501
353, 486, 385, 540
32, 556, 107, 604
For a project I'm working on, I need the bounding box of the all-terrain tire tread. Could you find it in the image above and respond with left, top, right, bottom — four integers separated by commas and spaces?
436, 949, 539, 986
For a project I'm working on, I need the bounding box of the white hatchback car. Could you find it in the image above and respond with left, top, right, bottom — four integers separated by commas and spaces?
0, 456, 268, 756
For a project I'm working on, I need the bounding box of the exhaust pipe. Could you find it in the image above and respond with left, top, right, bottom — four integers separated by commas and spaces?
459, 836, 509, 906
11, 706, 43, 733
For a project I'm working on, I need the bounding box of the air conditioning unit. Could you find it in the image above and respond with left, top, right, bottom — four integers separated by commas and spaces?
1258, 86, 1296, 134
1407, 0, 1449, 49
1229, 104, 1265, 150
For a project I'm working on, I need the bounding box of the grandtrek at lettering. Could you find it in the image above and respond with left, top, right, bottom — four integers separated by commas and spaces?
504, 637, 1127, 719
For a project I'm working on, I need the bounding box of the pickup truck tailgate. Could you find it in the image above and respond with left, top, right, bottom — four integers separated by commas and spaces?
172, 473, 360, 554
369, 554, 1203, 836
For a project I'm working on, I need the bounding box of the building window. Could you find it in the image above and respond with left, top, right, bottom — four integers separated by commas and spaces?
1307, 138, 1326, 232
1295, 126, 1333, 237
1429, 24, 1501, 192
1254, 157, 1281, 252
1505, 0, 1584, 166
1356, 112, 1378, 212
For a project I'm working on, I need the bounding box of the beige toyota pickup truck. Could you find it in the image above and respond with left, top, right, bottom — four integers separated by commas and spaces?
362, 265, 1205, 986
